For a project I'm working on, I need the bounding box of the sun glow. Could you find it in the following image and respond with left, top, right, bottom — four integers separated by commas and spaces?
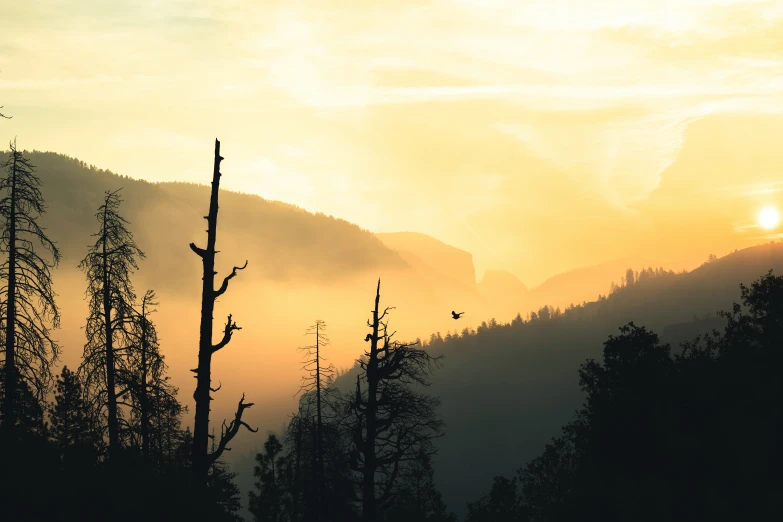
758, 206, 781, 230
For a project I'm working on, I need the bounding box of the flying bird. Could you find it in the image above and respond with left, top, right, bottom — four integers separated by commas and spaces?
451, 311, 464, 320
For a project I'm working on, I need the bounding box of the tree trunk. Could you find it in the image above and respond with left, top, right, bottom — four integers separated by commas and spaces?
192, 139, 223, 485
362, 279, 382, 522
140, 301, 150, 460
102, 204, 119, 457
316, 322, 324, 520
2, 154, 17, 437
157, 408, 164, 470
293, 415, 303, 520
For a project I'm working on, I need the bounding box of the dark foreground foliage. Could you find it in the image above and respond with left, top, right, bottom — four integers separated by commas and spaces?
5, 270, 783, 521
1, 425, 241, 522
467, 270, 783, 521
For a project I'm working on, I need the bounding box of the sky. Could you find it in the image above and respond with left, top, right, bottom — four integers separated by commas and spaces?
2, 0, 783, 286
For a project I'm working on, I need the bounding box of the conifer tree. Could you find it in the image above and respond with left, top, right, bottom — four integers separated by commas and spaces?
249, 433, 287, 522
0, 366, 47, 437
78, 189, 144, 457
126, 289, 178, 461
296, 319, 335, 517
383, 451, 456, 522
48, 365, 96, 463
0, 140, 60, 440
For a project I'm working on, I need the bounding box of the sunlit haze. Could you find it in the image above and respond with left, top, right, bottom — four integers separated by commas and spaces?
758, 206, 781, 230
6, 3, 783, 521
3, 0, 783, 285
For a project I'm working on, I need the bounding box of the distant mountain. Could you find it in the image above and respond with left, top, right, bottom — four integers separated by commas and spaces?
476, 258, 659, 322
25, 151, 411, 292
335, 241, 783, 518
376, 231, 478, 292
478, 269, 528, 295
25, 151, 495, 341
476, 269, 528, 318
528, 257, 652, 309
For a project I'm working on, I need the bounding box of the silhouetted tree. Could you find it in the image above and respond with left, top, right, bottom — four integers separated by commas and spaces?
573, 323, 675, 520
151, 391, 186, 472
465, 476, 526, 522
285, 400, 313, 521
625, 268, 635, 287
0, 140, 60, 441
0, 365, 46, 437
78, 189, 145, 458
136, 290, 157, 459
189, 139, 255, 485
125, 289, 179, 462
48, 365, 97, 463
382, 450, 456, 522
296, 319, 335, 517
280, 393, 356, 522
517, 427, 578, 522
515, 272, 783, 520
206, 429, 245, 522
348, 279, 445, 522
249, 433, 287, 522
721, 269, 783, 345
0, 364, 56, 520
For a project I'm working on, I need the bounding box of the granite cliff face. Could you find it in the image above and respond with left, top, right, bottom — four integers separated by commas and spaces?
376, 231, 478, 292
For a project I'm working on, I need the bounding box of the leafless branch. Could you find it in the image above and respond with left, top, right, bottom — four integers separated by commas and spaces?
207, 393, 257, 465
212, 314, 241, 353
189, 242, 207, 258
214, 260, 247, 298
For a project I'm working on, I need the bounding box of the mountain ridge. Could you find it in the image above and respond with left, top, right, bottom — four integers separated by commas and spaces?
330, 240, 783, 518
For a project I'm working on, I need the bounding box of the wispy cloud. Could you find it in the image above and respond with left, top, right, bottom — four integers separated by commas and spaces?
0, 75, 125, 90
3, 0, 783, 282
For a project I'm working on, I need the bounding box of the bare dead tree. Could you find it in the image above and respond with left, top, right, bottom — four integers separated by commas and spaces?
347, 279, 445, 522
0, 140, 60, 439
78, 189, 145, 458
189, 139, 255, 485
296, 319, 336, 520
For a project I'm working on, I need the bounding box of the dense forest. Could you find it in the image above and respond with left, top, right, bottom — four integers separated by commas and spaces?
2, 130, 783, 522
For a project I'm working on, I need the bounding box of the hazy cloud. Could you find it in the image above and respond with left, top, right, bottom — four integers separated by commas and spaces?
2, 0, 783, 283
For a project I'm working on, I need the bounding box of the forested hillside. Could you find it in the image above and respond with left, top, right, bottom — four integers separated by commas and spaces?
333, 241, 783, 517
25, 151, 410, 287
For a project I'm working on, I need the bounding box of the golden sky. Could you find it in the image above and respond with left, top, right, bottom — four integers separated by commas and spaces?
3, 0, 783, 285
